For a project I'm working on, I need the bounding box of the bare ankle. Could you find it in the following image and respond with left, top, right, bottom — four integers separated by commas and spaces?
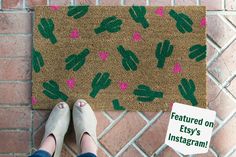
80, 133, 97, 155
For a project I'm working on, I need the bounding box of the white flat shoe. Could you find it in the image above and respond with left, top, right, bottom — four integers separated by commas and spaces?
41, 102, 70, 157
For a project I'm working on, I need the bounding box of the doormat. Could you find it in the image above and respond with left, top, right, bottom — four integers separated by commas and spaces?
32, 6, 206, 111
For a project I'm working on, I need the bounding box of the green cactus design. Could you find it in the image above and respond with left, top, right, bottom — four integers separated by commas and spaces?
129, 6, 149, 29
65, 48, 90, 71
67, 6, 89, 19
94, 16, 123, 34
112, 99, 126, 110
189, 44, 206, 62
133, 84, 163, 102
178, 78, 198, 106
169, 9, 193, 33
42, 80, 68, 101
155, 40, 174, 68
32, 48, 44, 73
90, 72, 111, 98
117, 45, 140, 71
38, 18, 57, 44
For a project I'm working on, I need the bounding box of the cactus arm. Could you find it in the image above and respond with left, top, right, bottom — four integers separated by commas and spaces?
37, 52, 44, 67
169, 10, 178, 20
138, 84, 150, 90
178, 84, 187, 98
196, 53, 206, 62
92, 72, 102, 87
67, 6, 89, 19
89, 87, 100, 98
127, 59, 137, 71
43, 90, 59, 99
176, 24, 185, 33
32, 49, 44, 73
189, 44, 201, 51
179, 13, 193, 25
99, 72, 110, 85
129, 6, 149, 28
133, 89, 150, 96
189, 45, 206, 62
73, 60, 85, 71
112, 99, 126, 110
94, 26, 106, 34
49, 33, 57, 44
122, 60, 130, 71
137, 96, 153, 102
129, 50, 140, 64
38, 24, 49, 38
58, 91, 69, 101
73, 6, 89, 19
189, 79, 195, 91
117, 45, 127, 58
65, 56, 77, 70
48, 19, 54, 30
153, 91, 164, 98
109, 27, 121, 33
65, 54, 77, 62
79, 48, 90, 57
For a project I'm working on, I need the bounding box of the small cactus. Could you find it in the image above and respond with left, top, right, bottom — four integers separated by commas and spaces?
155, 40, 174, 68
189, 44, 206, 62
32, 48, 44, 73
178, 78, 198, 106
67, 6, 89, 19
65, 48, 90, 71
169, 9, 193, 33
90, 72, 111, 98
117, 45, 140, 71
38, 18, 57, 44
42, 80, 68, 101
129, 6, 149, 29
112, 99, 126, 110
94, 16, 123, 34
133, 84, 163, 102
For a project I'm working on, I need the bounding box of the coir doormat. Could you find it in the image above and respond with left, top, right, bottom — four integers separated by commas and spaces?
32, 6, 206, 111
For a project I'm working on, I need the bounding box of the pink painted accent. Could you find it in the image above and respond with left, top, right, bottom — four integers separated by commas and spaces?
173, 63, 182, 74
98, 51, 109, 61
119, 82, 128, 91
66, 78, 76, 89
132, 32, 142, 42
200, 17, 206, 27
169, 102, 174, 110
70, 28, 80, 39
50, 6, 61, 11
32, 96, 37, 105
154, 7, 164, 17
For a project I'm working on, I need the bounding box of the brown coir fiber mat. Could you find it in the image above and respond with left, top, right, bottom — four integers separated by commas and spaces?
32, 6, 206, 111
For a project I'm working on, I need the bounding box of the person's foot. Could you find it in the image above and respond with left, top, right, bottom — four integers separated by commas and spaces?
39, 102, 70, 157
73, 99, 98, 155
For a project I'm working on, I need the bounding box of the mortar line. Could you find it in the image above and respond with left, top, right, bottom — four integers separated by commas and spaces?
171, 0, 175, 6
209, 147, 218, 157
96, 0, 99, 6
0, 80, 32, 83
63, 144, 77, 157
71, 0, 74, 5
146, 0, 150, 6
48, 0, 50, 5
97, 141, 113, 157
225, 146, 236, 157
120, 0, 125, 6
219, 14, 236, 31
137, 111, 150, 123
132, 143, 149, 157
206, 11, 236, 15
0, 128, 30, 131
196, 0, 200, 6
151, 144, 167, 157
0, 104, 31, 107
102, 111, 114, 123
223, 0, 226, 11
31, 110, 35, 152
23, 0, 26, 8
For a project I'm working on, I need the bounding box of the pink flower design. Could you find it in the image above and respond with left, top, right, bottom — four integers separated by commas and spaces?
98, 51, 109, 61
132, 32, 142, 42
66, 78, 76, 89
154, 6, 164, 17
200, 17, 206, 27
50, 5, 61, 11
32, 96, 37, 105
119, 82, 128, 91
70, 28, 80, 39
173, 63, 182, 74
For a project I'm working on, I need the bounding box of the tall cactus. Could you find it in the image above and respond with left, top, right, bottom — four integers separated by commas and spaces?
133, 84, 163, 102
169, 9, 193, 33
38, 18, 57, 44
65, 48, 90, 71
94, 16, 123, 34
32, 48, 44, 73
178, 78, 198, 106
67, 6, 89, 19
90, 72, 111, 98
42, 80, 68, 101
112, 99, 126, 110
189, 44, 206, 62
129, 6, 149, 29
117, 45, 140, 71
155, 40, 174, 68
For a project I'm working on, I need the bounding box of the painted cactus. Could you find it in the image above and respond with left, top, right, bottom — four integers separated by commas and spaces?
32, 48, 44, 73
38, 18, 57, 44
133, 84, 163, 102
112, 99, 126, 110
129, 6, 149, 29
169, 9, 193, 33
65, 48, 90, 71
67, 6, 89, 19
117, 45, 140, 71
90, 72, 111, 98
189, 44, 206, 62
155, 40, 174, 68
42, 80, 68, 101
178, 78, 198, 106
94, 16, 123, 34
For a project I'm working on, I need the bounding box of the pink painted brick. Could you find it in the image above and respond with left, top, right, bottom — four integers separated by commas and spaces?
208, 40, 236, 83
124, 0, 146, 5
50, 0, 71, 5
107, 111, 123, 119
207, 15, 236, 48
136, 113, 170, 156
150, 0, 172, 6
2, 0, 23, 9
143, 112, 158, 120
100, 113, 146, 156
97, 148, 108, 157
121, 146, 143, 157
33, 124, 45, 148
95, 111, 110, 135
0, 59, 31, 81
0, 107, 31, 129
211, 116, 236, 156
100, 0, 121, 6
0, 36, 32, 57
75, 0, 96, 5
0, 83, 31, 105
227, 77, 236, 97
175, 0, 196, 5
33, 110, 50, 131
26, 0, 47, 7
206, 40, 219, 63
157, 146, 179, 157
226, 0, 236, 10
0, 131, 30, 153
0, 13, 32, 34
200, 0, 223, 10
